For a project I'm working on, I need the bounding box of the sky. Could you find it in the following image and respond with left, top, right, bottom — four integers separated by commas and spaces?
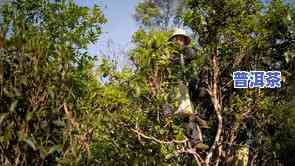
75, 0, 140, 59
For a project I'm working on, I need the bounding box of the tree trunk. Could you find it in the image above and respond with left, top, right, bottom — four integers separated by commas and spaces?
205, 48, 223, 165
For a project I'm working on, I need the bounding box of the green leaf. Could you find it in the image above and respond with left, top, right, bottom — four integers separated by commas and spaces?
48, 145, 62, 155
0, 113, 8, 125
26, 112, 33, 121
25, 139, 36, 151
9, 100, 18, 112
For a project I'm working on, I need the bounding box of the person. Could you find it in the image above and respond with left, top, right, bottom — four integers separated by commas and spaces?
167, 28, 209, 150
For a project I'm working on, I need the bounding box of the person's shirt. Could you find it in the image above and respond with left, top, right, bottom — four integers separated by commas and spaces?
169, 47, 197, 81
170, 47, 197, 65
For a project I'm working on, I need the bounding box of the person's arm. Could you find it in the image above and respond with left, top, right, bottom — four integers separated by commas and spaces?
184, 47, 197, 64
170, 53, 180, 65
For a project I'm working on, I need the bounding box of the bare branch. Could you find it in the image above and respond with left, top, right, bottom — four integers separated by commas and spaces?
131, 128, 188, 145
232, 46, 247, 69
177, 148, 204, 166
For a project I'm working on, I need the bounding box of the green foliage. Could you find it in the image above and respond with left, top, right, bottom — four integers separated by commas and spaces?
91, 0, 295, 165
0, 0, 295, 165
134, 1, 161, 27
182, 0, 295, 164
134, 0, 185, 29
130, 29, 173, 75
0, 0, 106, 165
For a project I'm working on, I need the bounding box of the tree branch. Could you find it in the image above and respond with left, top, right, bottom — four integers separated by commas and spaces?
205, 48, 223, 165
177, 148, 204, 166
131, 128, 188, 145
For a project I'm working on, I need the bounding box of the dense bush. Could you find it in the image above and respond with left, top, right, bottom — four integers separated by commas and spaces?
0, 0, 106, 165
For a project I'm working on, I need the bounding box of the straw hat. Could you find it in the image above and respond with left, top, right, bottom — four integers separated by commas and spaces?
169, 28, 191, 46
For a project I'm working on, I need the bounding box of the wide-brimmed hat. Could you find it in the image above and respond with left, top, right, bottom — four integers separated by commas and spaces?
169, 28, 191, 46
